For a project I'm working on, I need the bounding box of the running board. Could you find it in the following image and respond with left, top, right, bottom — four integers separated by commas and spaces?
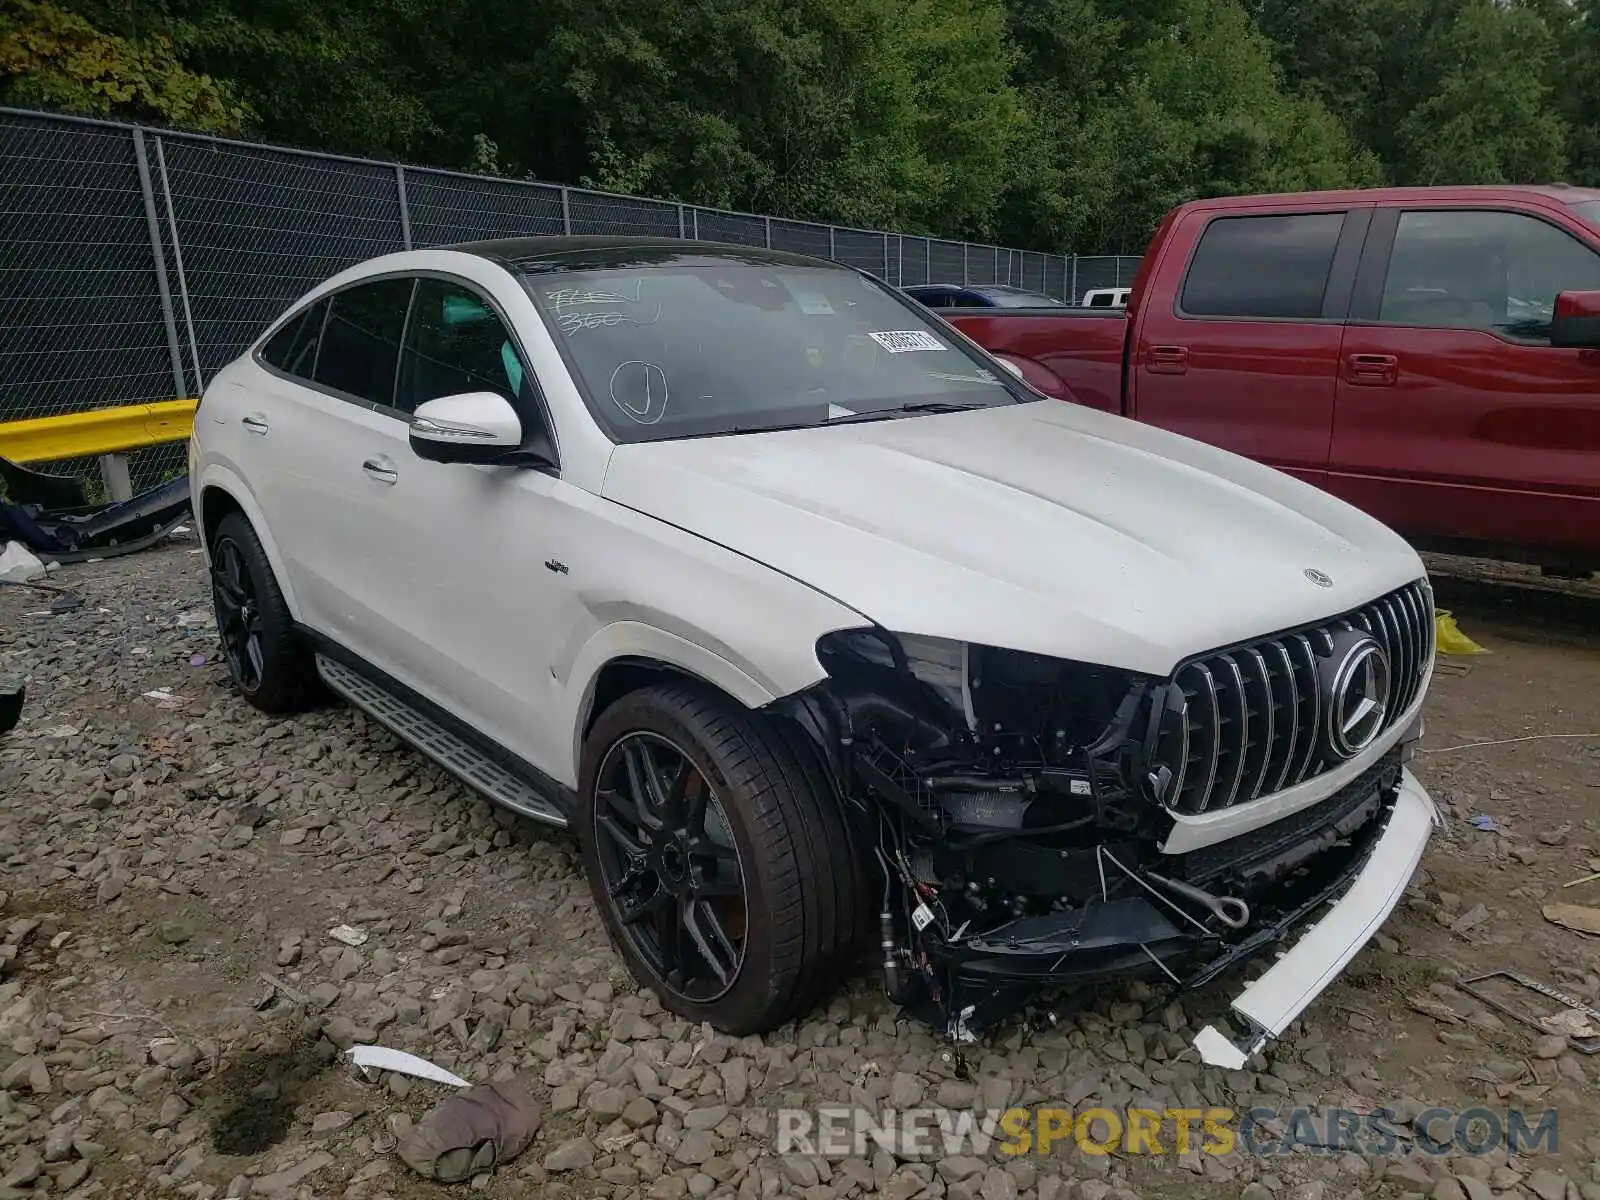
316, 654, 567, 828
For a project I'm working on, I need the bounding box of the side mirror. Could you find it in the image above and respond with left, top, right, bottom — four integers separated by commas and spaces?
409, 392, 522, 465
1551, 290, 1600, 348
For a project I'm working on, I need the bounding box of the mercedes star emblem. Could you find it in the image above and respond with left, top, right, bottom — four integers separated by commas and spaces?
1318, 631, 1393, 759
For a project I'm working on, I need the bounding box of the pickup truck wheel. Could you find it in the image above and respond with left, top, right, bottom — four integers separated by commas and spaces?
209, 512, 318, 714
578, 683, 859, 1034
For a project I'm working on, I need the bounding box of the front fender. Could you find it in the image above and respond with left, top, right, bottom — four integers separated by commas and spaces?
558, 621, 795, 788
194, 463, 302, 620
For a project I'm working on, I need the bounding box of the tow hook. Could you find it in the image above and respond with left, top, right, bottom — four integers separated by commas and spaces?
1146, 872, 1251, 930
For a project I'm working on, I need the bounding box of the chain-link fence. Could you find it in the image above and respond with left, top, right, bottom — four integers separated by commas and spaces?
0, 107, 1140, 491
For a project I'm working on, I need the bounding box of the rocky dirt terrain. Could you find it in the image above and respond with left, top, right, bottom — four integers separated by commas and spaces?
2, 538, 1598, 1200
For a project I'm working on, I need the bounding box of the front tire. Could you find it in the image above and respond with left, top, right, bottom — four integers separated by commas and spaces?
209, 512, 318, 714
577, 682, 859, 1034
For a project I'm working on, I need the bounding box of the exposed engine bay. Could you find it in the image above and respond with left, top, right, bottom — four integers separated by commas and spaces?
775, 617, 1422, 1042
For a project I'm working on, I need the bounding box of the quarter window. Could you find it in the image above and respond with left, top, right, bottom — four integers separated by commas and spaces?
1181, 212, 1345, 319
312, 278, 414, 406
1380, 209, 1600, 342
258, 300, 328, 379
397, 279, 530, 415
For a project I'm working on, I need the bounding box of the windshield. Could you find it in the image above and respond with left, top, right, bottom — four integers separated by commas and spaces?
1575, 200, 1600, 233
520, 259, 1026, 442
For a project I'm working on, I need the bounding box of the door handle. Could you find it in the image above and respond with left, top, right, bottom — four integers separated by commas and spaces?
241, 414, 270, 434
1345, 353, 1398, 386
1147, 345, 1188, 375
362, 456, 398, 485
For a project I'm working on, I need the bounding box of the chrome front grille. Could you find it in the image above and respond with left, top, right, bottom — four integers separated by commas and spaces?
1150, 580, 1433, 816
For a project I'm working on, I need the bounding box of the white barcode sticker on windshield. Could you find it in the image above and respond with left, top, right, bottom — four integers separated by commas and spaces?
868, 330, 947, 354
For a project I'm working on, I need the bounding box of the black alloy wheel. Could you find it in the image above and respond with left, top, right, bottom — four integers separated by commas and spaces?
591, 732, 747, 1002
207, 511, 318, 714
211, 534, 265, 694
577, 683, 864, 1034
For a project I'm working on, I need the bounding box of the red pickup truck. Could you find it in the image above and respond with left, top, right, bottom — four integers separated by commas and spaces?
944, 186, 1600, 573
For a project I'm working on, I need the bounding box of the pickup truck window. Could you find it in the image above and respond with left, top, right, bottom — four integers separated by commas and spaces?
1574, 200, 1600, 231
1380, 210, 1600, 342
1180, 212, 1343, 320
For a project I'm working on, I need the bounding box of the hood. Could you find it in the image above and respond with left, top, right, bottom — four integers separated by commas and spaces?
600, 401, 1425, 677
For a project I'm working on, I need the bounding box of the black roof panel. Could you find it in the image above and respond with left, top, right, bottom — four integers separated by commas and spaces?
445, 235, 835, 273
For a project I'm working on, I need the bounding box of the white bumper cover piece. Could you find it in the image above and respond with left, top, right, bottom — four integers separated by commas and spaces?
1192, 770, 1439, 1069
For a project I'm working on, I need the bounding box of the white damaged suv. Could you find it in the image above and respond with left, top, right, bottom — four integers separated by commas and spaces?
190, 238, 1437, 1065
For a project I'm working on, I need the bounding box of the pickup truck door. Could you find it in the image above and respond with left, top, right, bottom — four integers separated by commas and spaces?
1330, 205, 1600, 559
1128, 206, 1370, 488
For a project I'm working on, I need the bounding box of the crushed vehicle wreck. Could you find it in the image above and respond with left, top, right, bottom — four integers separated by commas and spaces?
186, 237, 1437, 1063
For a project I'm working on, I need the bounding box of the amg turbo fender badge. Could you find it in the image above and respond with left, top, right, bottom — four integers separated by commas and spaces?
1318, 631, 1392, 759
1305, 568, 1334, 588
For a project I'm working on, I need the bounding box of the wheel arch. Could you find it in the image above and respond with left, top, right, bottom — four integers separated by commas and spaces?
561, 621, 800, 789
194, 468, 302, 619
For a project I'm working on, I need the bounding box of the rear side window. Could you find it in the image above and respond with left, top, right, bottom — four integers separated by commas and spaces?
259, 300, 328, 379
396, 279, 529, 415
313, 278, 414, 406
1181, 213, 1345, 319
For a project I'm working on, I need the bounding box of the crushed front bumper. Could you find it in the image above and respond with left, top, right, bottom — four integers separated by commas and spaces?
1192, 768, 1438, 1067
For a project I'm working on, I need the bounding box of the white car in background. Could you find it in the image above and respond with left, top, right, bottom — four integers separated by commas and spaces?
190, 237, 1437, 1063
1081, 286, 1131, 309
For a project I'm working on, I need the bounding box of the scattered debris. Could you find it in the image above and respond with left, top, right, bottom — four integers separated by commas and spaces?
176, 609, 214, 629
1469, 814, 1498, 832
141, 687, 187, 710
0, 682, 20, 736
0, 540, 45, 583
256, 972, 311, 1007
1435, 609, 1490, 655
1406, 994, 1463, 1025
328, 923, 368, 947
1542, 902, 1600, 936
1562, 869, 1600, 889
1425, 732, 1600, 755
1457, 969, 1600, 1054
1540, 1008, 1599, 1039
1450, 902, 1491, 934
347, 1045, 471, 1089
0, 454, 192, 563
189, 652, 207, 667
396, 1081, 541, 1182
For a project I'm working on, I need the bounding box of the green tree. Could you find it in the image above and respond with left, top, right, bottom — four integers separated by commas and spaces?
0, 0, 247, 131
1001, 0, 1377, 253
1393, 0, 1567, 185
59, 0, 435, 156
401, 0, 1022, 235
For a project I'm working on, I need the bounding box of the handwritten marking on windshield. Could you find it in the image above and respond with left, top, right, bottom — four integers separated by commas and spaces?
546, 281, 644, 311
609, 360, 669, 424
547, 280, 663, 334
557, 308, 660, 335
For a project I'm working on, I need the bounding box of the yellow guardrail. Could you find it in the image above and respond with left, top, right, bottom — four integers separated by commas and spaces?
0, 400, 197, 463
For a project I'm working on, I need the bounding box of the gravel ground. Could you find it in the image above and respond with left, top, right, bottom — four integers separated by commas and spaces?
2, 538, 1599, 1200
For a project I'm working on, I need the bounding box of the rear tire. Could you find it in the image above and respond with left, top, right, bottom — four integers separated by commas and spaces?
209, 512, 319, 714
577, 682, 860, 1034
